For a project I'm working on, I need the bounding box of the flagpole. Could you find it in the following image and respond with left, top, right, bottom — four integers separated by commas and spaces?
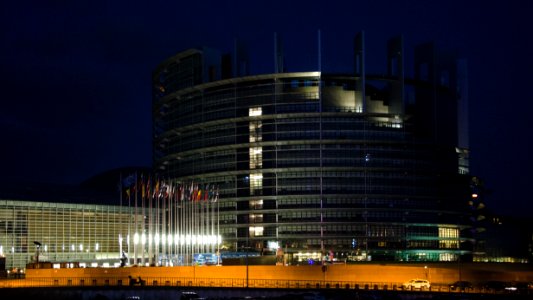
217, 185, 220, 265
127, 179, 131, 265
119, 173, 123, 262
148, 176, 153, 266
134, 172, 138, 265
155, 178, 160, 266
141, 174, 146, 266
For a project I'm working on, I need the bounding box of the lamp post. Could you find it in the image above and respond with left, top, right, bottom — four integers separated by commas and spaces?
33, 241, 41, 264
245, 225, 250, 288
245, 247, 249, 288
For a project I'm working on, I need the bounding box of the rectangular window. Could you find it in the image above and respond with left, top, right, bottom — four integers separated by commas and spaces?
438, 227, 459, 249
249, 226, 263, 237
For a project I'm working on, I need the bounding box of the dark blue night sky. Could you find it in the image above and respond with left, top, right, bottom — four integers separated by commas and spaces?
1, 1, 532, 217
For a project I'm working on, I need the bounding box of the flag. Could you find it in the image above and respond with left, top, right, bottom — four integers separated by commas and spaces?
189, 182, 194, 201
204, 184, 209, 201
141, 174, 146, 199
154, 178, 160, 199
176, 184, 182, 202
194, 184, 199, 201
146, 175, 151, 199
122, 173, 136, 199
214, 185, 219, 202
197, 186, 202, 201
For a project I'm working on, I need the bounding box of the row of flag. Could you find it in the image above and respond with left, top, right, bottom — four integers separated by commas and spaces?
119, 173, 219, 203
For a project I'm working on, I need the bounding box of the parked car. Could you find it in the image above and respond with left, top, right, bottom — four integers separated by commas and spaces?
504, 281, 532, 293
479, 280, 506, 292
449, 280, 473, 291
180, 292, 205, 300
402, 279, 431, 289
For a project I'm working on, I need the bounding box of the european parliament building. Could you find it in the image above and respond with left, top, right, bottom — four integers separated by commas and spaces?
152, 33, 475, 264
0, 33, 476, 270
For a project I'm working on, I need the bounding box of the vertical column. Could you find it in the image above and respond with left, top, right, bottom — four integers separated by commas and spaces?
354, 31, 366, 112
249, 107, 263, 250
387, 35, 405, 115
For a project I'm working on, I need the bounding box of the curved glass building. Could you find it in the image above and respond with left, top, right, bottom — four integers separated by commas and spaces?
152, 34, 473, 263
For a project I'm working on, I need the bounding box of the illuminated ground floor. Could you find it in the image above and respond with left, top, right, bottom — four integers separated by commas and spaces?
0, 199, 221, 270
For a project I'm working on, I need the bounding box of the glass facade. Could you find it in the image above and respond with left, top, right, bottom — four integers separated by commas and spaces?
152, 46, 473, 263
0, 200, 132, 269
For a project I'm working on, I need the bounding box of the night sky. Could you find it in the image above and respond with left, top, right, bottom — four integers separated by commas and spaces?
1, 1, 532, 218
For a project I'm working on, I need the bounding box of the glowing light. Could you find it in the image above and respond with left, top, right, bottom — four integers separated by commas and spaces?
134, 233, 140, 245
141, 234, 146, 245
249, 107, 262, 116
250, 174, 263, 180
471, 193, 478, 198
95, 243, 99, 251
267, 241, 279, 249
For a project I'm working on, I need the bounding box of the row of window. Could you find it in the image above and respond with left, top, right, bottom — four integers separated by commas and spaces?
157, 111, 407, 136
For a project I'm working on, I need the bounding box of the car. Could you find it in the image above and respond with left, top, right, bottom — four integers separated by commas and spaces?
180, 292, 205, 300
449, 280, 473, 291
402, 279, 431, 289
504, 281, 532, 293
479, 280, 506, 291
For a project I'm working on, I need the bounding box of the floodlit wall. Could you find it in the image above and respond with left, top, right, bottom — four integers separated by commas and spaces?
24, 263, 533, 287
0, 200, 133, 269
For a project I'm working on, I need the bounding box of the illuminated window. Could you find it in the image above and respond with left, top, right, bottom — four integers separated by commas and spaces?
250, 173, 263, 195
438, 227, 459, 249
249, 226, 264, 237
439, 253, 457, 261
249, 199, 263, 209
250, 214, 263, 223
249, 107, 262, 117
249, 122, 262, 142
249, 147, 262, 169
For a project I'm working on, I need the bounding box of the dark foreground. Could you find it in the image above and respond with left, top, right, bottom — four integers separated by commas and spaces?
0, 287, 530, 300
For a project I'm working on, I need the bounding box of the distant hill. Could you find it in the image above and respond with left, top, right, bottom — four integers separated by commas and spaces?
0, 166, 151, 206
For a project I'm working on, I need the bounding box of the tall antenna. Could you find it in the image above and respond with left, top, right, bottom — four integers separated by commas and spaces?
274, 32, 284, 73
355, 31, 366, 112
318, 29, 322, 72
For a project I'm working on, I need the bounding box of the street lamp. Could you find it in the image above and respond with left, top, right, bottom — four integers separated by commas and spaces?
33, 241, 41, 263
